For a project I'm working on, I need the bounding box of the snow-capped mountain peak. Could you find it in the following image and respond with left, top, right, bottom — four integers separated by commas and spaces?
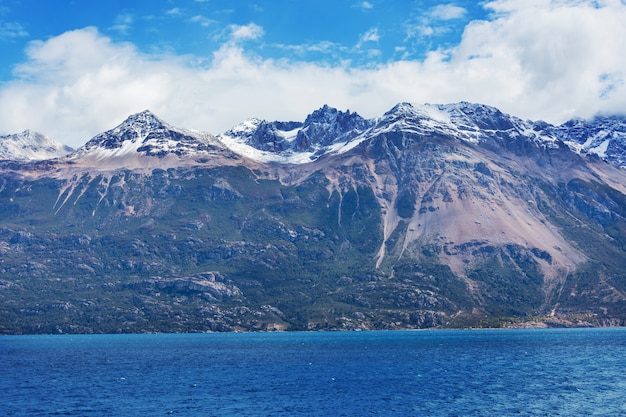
368, 101, 560, 151
225, 118, 266, 138
295, 105, 373, 151
554, 115, 626, 167
374, 102, 453, 133
79, 110, 172, 151
122, 109, 166, 126
218, 105, 374, 164
71, 110, 229, 166
0, 130, 73, 161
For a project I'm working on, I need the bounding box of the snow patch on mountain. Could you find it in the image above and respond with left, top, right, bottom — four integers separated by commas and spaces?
218, 133, 315, 164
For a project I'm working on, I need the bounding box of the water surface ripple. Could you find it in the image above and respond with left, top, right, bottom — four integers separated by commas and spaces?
2, 328, 625, 416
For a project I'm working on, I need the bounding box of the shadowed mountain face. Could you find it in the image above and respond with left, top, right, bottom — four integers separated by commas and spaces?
1, 102, 626, 334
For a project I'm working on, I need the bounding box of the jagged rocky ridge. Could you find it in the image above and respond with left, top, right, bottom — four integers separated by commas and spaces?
1, 102, 626, 334
219, 102, 626, 167
554, 115, 626, 168
219, 105, 373, 163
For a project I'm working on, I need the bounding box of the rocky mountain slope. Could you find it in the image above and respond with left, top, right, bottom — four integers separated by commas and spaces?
1, 102, 626, 334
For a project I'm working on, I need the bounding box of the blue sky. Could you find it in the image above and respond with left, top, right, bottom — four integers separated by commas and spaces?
1, 0, 625, 147
0, 1, 486, 76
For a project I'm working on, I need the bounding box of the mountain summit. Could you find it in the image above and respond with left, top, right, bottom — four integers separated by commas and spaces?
69, 110, 238, 169
294, 104, 373, 151
554, 115, 626, 168
81, 110, 170, 150
219, 105, 373, 163
0, 130, 73, 161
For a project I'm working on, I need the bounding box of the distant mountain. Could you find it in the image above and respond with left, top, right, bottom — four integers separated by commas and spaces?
68, 110, 240, 169
554, 115, 626, 168
219, 102, 567, 165
1, 102, 626, 334
219, 105, 373, 163
0, 130, 73, 161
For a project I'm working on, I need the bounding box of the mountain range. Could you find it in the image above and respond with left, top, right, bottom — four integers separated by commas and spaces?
1, 102, 626, 334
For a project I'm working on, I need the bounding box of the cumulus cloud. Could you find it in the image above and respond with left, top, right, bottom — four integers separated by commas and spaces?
0, 0, 625, 147
458, 0, 626, 119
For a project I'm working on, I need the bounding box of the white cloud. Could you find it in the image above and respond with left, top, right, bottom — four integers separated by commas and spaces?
273, 40, 344, 56
189, 15, 214, 27
14, 27, 132, 82
405, 4, 467, 42
228, 23, 264, 42
359, 27, 380, 43
0, 21, 28, 39
356, 28, 381, 52
0, 1, 625, 147
429, 4, 467, 20
166, 8, 181, 16
457, 0, 626, 120
109, 14, 134, 34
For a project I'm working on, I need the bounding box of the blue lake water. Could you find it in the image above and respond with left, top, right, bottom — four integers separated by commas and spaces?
2, 328, 626, 416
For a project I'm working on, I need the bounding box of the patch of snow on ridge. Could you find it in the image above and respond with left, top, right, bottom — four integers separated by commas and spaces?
590, 139, 611, 158
219, 127, 371, 165
420, 103, 454, 125
368, 102, 477, 142
325, 134, 370, 155
79, 135, 143, 161
228, 119, 262, 136
219, 132, 315, 164
276, 127, 301, 142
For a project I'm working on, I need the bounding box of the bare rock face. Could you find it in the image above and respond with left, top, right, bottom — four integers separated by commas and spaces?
131, 272, 243, 301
